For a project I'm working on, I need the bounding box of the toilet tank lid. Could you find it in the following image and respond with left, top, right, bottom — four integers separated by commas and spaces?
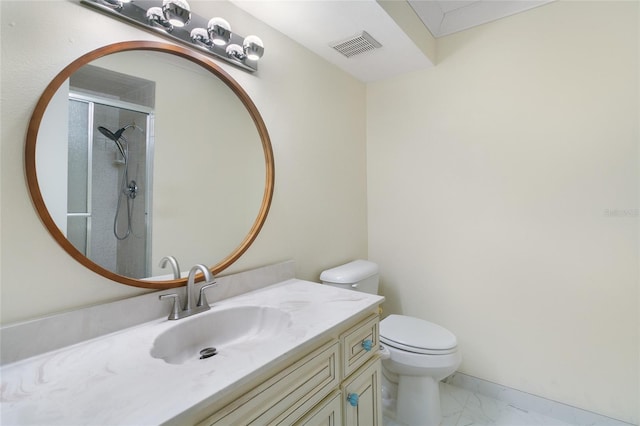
320, 260, 378, 284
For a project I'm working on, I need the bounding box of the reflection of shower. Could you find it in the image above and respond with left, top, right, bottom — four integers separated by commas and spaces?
97, 124, 142, 240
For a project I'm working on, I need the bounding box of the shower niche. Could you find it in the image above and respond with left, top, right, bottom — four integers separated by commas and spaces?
66, 65, 154, 278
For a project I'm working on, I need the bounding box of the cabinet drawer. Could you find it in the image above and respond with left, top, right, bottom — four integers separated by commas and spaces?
340, 315, 379, 378
293, 390, 342, 426
199, 340, 340, 426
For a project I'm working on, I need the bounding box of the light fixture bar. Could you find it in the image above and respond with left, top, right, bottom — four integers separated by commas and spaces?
80, 0, 262, 72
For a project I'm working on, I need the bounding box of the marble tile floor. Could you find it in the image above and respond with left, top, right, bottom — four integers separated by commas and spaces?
383, 382, 621, 426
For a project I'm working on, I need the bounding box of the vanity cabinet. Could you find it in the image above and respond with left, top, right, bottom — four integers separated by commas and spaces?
195, 313, 381, 426
0, 278, 385, 425
197, 341, 340, 425
341, 359, 382, 426
295, 391, 343, 425
341, 315, 379, 377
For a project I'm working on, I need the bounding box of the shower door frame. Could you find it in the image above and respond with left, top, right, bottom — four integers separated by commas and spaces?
68, 92, 155, 278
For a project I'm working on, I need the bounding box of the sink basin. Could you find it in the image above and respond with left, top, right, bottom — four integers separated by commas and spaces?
150, 305, 292, 365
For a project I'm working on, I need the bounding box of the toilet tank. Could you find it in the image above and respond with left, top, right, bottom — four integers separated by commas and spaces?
320, 260, 379, 294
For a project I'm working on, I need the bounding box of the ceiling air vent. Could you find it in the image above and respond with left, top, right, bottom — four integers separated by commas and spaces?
329, 31, 382, 58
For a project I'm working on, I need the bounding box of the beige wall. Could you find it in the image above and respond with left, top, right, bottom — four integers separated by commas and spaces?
0, 0, 368, 323
367, 1, 638, 423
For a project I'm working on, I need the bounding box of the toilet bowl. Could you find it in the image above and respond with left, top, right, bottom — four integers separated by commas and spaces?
320, 260, 461, 426
380, 314, 461, 426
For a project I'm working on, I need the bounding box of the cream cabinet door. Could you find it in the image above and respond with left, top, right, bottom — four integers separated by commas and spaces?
341, 358, 382, 426
294, 391, 343, 426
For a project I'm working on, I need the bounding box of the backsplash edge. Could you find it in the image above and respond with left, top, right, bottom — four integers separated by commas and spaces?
0, 260, 295, 365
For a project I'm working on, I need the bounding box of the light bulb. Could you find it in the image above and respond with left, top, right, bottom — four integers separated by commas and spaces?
208, 17, 232, 46
226, 44, 245, 60
147, 7, 172, 31
162, 0, 191, 27
243, 35, 264, 61
191, 28, 212, 47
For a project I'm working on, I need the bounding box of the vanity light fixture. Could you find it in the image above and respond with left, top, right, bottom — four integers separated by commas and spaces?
190, 27, 213, 47
147, 6, 173, 31
208, 17, 231, 46
243, 35, 264, 61
98, 0, 131, 9
226, 44, 245, 61
80, 0, 264, 72
162, 0, 191, 27
225, 36, 264, 62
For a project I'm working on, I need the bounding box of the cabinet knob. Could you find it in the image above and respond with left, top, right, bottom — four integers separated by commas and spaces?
362, 339, 373, 352
347, 393, 359, 407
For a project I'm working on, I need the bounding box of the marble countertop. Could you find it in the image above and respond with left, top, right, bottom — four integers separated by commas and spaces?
1, 279, 384, 425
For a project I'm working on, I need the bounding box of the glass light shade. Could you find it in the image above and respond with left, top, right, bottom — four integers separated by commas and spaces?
208, 17, 232, 46
243, 35, 264, 61
162, 0, 191, 27
147, 7, 173, 31
226, 44, 245, 61
190, 28, 212, 47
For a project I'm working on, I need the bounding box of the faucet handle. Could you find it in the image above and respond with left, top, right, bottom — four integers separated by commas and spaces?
159, 293, 181, 320
197, 281, 217, 308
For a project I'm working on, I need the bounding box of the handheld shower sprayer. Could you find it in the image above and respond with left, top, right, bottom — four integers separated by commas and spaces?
97, 123, 143, 241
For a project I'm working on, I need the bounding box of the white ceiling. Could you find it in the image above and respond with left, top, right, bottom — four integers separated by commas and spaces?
230, 0, 554, 82
408, 0, 552, 37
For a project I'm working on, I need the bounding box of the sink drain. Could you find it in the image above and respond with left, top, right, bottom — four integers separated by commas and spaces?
199, 347, 218, 359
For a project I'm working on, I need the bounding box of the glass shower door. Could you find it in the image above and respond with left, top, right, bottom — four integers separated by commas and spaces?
67, 96, 152, 278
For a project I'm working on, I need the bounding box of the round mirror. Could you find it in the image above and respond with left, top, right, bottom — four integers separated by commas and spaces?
25, 41, 274, 289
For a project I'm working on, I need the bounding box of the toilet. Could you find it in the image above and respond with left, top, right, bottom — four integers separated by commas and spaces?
320, 260, 461, 426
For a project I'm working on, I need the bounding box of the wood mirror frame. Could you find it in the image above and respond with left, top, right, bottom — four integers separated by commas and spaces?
25, 41, 274, 290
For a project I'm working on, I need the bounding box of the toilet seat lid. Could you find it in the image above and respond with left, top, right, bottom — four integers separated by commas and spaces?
380, 315, 457, 353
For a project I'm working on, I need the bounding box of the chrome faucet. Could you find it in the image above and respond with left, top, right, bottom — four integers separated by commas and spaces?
158, 255, 181, 279
159, 264, 217, 320
184, 264, 212, 311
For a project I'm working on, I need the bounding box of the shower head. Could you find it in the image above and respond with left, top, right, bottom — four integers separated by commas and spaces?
98, 125, 116, 141
97, 126, 127, 159
98, 125, 131, 141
